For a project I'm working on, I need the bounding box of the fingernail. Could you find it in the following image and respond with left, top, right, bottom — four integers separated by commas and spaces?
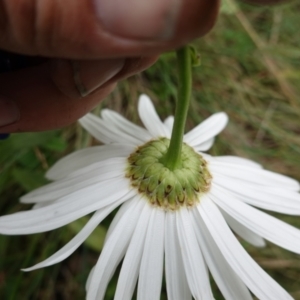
0, 96, 20, 127
72, 59, 125, 97
94, 0, 180, 40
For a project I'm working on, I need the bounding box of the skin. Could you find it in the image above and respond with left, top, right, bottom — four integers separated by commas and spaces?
0, 0, 220, 133
0, 0, 289, 133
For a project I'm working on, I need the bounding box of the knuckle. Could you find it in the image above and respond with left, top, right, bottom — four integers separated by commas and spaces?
0, 0, 37, 53
0, 0, 89, 56
30, 0, 97, 57
0, 1, 8, 43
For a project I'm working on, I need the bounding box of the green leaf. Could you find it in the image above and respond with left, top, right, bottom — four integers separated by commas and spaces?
0, 132, 57, 171
18, 151, 40, 169
11, 168, 48, 192
188, 45, 201, 67
43, 136, 67, 152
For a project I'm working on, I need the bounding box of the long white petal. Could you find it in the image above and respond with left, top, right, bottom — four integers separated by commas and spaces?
138, 94, 170, 138
212, 186, 300, 254
78, 113, 117, 144
22, 158, 126, 203
198, 196, 293, 300
192, 209, 252, 300
210, 155, 262, 169
60, 157, 126, 179
164, 116, 174, 132
86, 266, 95, 291
194, 138, 215, 151
165, 212, 192, 300
32, 201, 55, 210
214, 178, 300, 215
86, 197, 144, 300
101, 109, 151, 142
137, 208, 165, 300
176, 208, 214, 299
22, 200, 121, 271
79, 113, 141, 145
104, 196, 136, 243
21, 158, 126, 203
0, 178, 133, 234
184, 112, 228, 147
221, 208, 266, 247
114, 201, 151, 300
209, 160, 299, 191
46, 145, 134, 181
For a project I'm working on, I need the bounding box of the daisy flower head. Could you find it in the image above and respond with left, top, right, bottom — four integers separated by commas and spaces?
1, 94, 300, 300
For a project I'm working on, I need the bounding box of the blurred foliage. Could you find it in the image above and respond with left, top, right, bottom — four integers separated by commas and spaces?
1, 0, 300, 299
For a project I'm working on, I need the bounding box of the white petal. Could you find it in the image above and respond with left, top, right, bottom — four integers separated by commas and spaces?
46, 145, 134, 181
165, 212, 192, 300
221, 208, 266, 247
79, 113, 141, 145
86, 266, 95, 291
32, 201, 55, 210
184, 112, 228, 147
86, 197, 145, 300
137, 208, 165, 300
194, 138, 215, 151
209, 160, 299, 191
212, 186, 300, 254
62, 157, 126, 179
164, 116, 174, 132
211, 155, 262, 169
78, 113, 115, 144
0, 178, 133, 234
198, 196, 293, 300
104, 196, 136, 243
21, 158, 126, 203
192, 209, 252, 300
22, 201, 120, 271
114, 201, 151, 300
176, 208, 214, 299
138, 94, 170, 138
214, 178, 300, 215
101, 109, 152, 142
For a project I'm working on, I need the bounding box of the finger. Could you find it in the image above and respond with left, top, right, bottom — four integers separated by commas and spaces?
51, 56, 158, 98
0, 0, 220, 59
0, 56, 157, 132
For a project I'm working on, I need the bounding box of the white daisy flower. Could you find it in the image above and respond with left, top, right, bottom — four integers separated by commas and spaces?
1, 94, 300, 300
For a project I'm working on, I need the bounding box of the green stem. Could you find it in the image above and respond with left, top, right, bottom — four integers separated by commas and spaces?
162, 46, 192, 170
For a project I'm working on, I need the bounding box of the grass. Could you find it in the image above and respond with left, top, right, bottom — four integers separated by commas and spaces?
1, 0, 300, 298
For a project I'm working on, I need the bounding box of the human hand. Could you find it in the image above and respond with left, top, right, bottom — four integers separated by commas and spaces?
0, 0, 220, 133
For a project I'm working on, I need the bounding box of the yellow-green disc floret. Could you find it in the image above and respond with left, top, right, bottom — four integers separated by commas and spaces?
126, 138, 212, 210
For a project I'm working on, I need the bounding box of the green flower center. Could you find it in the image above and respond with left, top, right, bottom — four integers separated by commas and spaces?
126, 138, 212, 210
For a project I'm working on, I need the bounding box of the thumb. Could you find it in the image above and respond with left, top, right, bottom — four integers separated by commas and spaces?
0, 0, 220, 59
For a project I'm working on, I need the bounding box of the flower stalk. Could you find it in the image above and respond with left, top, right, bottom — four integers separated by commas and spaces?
161, 46, 192, 171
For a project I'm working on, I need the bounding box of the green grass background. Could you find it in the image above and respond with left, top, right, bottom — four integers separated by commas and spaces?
1, 0, 300, 299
